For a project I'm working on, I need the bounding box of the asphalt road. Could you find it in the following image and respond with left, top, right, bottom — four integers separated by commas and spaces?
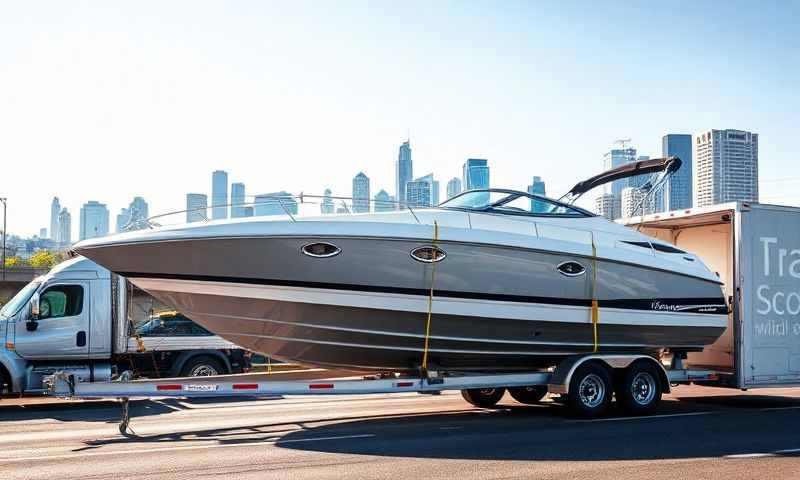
2, 385, 800, 479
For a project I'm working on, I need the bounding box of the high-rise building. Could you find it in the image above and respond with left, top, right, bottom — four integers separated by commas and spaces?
79, 201, 109, 240
58, 208, 71, 245
374, 189, 394, 212
595, 193, 621, 220
39, 228, 47, 238
527, 176, 547, 212
446, 177, 462, 199
603, 148, 637, 196
211, 170, 229, 220
405, 180, 432, 207
125, 197, 149, 230
231, 182, 246, 218
321, 189, 335, 214
621, 187, 646, 218
186, 193, 208, 223
352, 172, 371, 213
694, 129, 758, 207
463, 159, 490, 191
116, 208, 130, 233
410, 174, 439, 206
662, 134, 693, 211
395, 140, 412, 208
254, 192, 298, 216
50, 197, 61, 241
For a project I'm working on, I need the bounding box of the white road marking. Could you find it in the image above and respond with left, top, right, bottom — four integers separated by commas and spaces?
568, 411, 714, 423
0, 433, 376, 464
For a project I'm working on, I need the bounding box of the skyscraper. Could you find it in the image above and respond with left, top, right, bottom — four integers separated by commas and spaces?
116, 208, 130, 233
662, 134, 693, 211
79, 201, 110, 240
58, 208, 72, 245
595, 193, 621, 220
446, 177, 462, 199
211, 170, 229, 220
411, 174, 439, 206
50, 197, 60, 241
405, 180, 432, 207
231, 182, 246, 218
352, 172, 371, 213
602, 148, 637, 196
395, 140, 412, 208
527, 176, 547, 212
374, 189, 394, 212
621, 187, 645, 218
186, 193, 208, 223
254, 192, 298, 216
463, 159, 490, 190
127, 196, 149, 230
321, 189, 335, 214
694, 129, 758, 207
39, 228, 47, 239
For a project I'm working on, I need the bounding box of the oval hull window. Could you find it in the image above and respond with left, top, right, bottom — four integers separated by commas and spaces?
411, 245, 446, 263
557, 261, 585, 277
302, 242, 341, 258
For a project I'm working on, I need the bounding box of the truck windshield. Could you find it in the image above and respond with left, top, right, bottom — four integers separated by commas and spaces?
0, 282, 40, 318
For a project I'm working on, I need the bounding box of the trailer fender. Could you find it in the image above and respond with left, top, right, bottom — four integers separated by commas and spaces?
168, 350, 232, 378
548, 354, 670, 395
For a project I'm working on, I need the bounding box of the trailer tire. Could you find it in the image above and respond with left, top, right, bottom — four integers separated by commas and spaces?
567, 362, 613, 418
616, 361, 662, 415
180, 356, 226, 377
461, 388, 506, 408
508, 385, 548, 404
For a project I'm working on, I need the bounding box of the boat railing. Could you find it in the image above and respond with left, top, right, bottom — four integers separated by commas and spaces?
122, 193, 431, 231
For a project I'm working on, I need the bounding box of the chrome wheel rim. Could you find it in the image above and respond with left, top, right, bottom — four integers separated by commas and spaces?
578, 373, 605, 408
190, 365, 219, 376
631, 372, 657, 405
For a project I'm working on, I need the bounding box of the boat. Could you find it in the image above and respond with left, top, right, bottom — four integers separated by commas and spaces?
72, 157, 729, 373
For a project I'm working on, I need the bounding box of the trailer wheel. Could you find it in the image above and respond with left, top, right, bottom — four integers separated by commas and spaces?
461, 387, 506, 408
616, 361, 662, 415
508, 385, 548, 404
180, 356, 226, 377
567, 362, 613, 418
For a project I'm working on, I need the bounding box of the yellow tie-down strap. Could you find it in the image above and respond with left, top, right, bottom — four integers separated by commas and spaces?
421, 221, 439, 373
591, 235, 599, 353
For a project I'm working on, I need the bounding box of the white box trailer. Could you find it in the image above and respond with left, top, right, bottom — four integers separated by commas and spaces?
624, 201, 800, 388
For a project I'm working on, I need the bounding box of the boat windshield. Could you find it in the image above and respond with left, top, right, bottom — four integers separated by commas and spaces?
439, 189, 591, 217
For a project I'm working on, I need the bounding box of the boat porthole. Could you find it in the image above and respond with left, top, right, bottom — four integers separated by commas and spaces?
301, 242, 341, 258
410, 245, 447, 263
557, 261, 585, 277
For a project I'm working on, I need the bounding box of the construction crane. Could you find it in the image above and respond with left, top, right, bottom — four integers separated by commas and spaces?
614, 138, 632, 150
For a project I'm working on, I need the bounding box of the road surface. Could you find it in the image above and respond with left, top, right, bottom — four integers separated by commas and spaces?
1, 384, 799, 479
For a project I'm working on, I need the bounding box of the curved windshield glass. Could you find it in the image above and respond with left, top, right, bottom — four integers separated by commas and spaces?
0, 282, 40, 318
440, 190, 591, 217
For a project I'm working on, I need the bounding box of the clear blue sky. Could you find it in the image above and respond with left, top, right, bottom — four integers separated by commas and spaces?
1, 1, 798, 237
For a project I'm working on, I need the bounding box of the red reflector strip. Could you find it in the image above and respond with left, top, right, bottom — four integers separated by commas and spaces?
157, 384, 182, 391
233, 383, 259, 390
396, 381, 414, 387
309, 383, 334, 389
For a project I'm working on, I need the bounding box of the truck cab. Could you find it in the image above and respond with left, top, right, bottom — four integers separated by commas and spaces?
0, 257, 249, 395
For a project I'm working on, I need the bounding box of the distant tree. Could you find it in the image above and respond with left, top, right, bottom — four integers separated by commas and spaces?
3, 256, 24, 268
28, 251, 63, 269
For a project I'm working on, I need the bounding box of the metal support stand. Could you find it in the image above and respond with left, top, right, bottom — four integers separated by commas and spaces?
119, 397, 131, 435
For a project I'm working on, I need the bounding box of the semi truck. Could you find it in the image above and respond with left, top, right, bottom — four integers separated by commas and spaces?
0, 256, 250, 395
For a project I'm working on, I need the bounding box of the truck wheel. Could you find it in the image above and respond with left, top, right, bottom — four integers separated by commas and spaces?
616, 361, 662, 415
567, 362, 613, 418
0, 369, 8, 395
180, 356, 226, 377
508, 385, 548, 404
461, 388, 506, 408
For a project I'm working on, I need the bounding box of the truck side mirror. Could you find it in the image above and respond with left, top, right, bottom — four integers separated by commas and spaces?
27, 293, 40, 331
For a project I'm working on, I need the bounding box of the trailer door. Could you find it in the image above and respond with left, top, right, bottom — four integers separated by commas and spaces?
740, 205, 800, 386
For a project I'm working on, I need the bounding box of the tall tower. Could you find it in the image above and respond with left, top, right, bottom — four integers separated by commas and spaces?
694, 129, 758, 207
352, 172, 371, 213
462, 159, 490, 190
321, 189, 334, 214
446, 177, 462, 199
211, 170, 229, 220
527, 176, 547, 212
50, 197, 61, 241
395, 140, 412, 208
661, 134, 693, 211
230, 183, 246, 218
79, 201, 110, 240
58, 208, 72, 245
